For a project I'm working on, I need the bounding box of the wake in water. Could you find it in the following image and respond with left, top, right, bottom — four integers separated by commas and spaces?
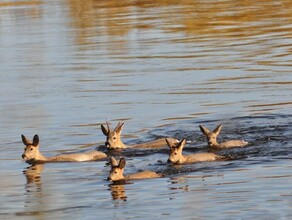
100, 114, 292, 177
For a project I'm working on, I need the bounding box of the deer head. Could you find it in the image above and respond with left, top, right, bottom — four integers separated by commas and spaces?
21, 134, 42, 162
166, 138, 187, 164
107, 157, 126, 181
199, 124, 222, 147
101, 122, 126, 149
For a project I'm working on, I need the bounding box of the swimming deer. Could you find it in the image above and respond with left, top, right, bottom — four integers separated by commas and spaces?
166, 138, 221, 164
107, 157, 162, 181
101, 122, 179, 149
21, 134, 107, 164
199, 124, 248, 148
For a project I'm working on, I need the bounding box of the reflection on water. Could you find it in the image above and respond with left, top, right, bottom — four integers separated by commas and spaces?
108, 183, 127, 202
66, 0, 292, 72
1, 0, 291, 132
0, 0, 292, 219
22, 165, 45, 217
23, 164, 44, 190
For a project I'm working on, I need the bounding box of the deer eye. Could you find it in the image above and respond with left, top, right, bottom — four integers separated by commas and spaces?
174, 152, 177, 155
113, 137, 116, 140
30, 148, 34, 151
114, 171, 118, 174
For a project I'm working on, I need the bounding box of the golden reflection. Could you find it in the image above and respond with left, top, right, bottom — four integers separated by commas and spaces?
0, 1, 42, 18
64, 0, 292, 71
65, 0, 292, 44
66, 0, 132, 49
23, 164, 44, 191
109, 183, 127, 201
0, 1, 42, 7
20, 165, 53, 218
23, 164, 45, 214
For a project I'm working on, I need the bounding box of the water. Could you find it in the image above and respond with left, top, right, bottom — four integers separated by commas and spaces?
0, 0, 291, 219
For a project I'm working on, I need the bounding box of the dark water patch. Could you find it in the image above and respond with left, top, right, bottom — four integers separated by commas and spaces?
160, 164, 198, 176
156, 155, 290, 182
97, 145, 170, 158
149, 129, 196, 144
143, 113, 292, 162
97, 114, 291, 170
153, 160, 236, 178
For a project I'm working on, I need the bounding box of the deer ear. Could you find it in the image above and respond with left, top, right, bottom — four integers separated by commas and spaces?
178, 138, 187, 149
165, 138, 173, 148
118, 158, 126, 169
199, 125, 210, 135
33, 135, 39, 147
101, 124, 109, 136
213, 124, 223, 135
165, 138, 179, 147
21, 134, 31, 146
110, 157, 118, 166
114, 122, 124, 134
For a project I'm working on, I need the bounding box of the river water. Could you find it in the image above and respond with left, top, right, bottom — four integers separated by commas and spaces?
0, 0, 291, 219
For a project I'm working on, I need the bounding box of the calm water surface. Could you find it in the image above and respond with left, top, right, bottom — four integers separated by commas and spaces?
0, 0, 291, 219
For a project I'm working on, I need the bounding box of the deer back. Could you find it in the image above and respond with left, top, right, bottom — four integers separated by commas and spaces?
132, 137, 179, 149
185, 152, 219, 163
101, 122, 178, 149
219, 140, 248, 148
125, 171, 162, 180
49, 151, 107, 162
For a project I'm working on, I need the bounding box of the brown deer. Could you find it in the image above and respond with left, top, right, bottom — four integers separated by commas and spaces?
199, 124, 248, 148
107, 157, 162, 181
166, 138, 221, 164
21, 134, 107, 164
101, 122, 178, 149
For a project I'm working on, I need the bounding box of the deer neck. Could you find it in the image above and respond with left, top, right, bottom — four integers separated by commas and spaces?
118, 141, 128, 148
180, 155, 188, 163
35, 151, 48, 161
112, 137, 128, 149
119, 174, 126, 180
209, 139, 219, 147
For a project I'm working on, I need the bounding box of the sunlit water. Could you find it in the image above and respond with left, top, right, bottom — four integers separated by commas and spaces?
0, 0, 291, 219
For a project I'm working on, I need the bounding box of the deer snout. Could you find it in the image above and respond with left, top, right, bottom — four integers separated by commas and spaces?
167, 159, 172, 163
105, 141, 110, 148
208, 142, 216, 147
107, 177, 112, 181
22, 154, 26, 159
